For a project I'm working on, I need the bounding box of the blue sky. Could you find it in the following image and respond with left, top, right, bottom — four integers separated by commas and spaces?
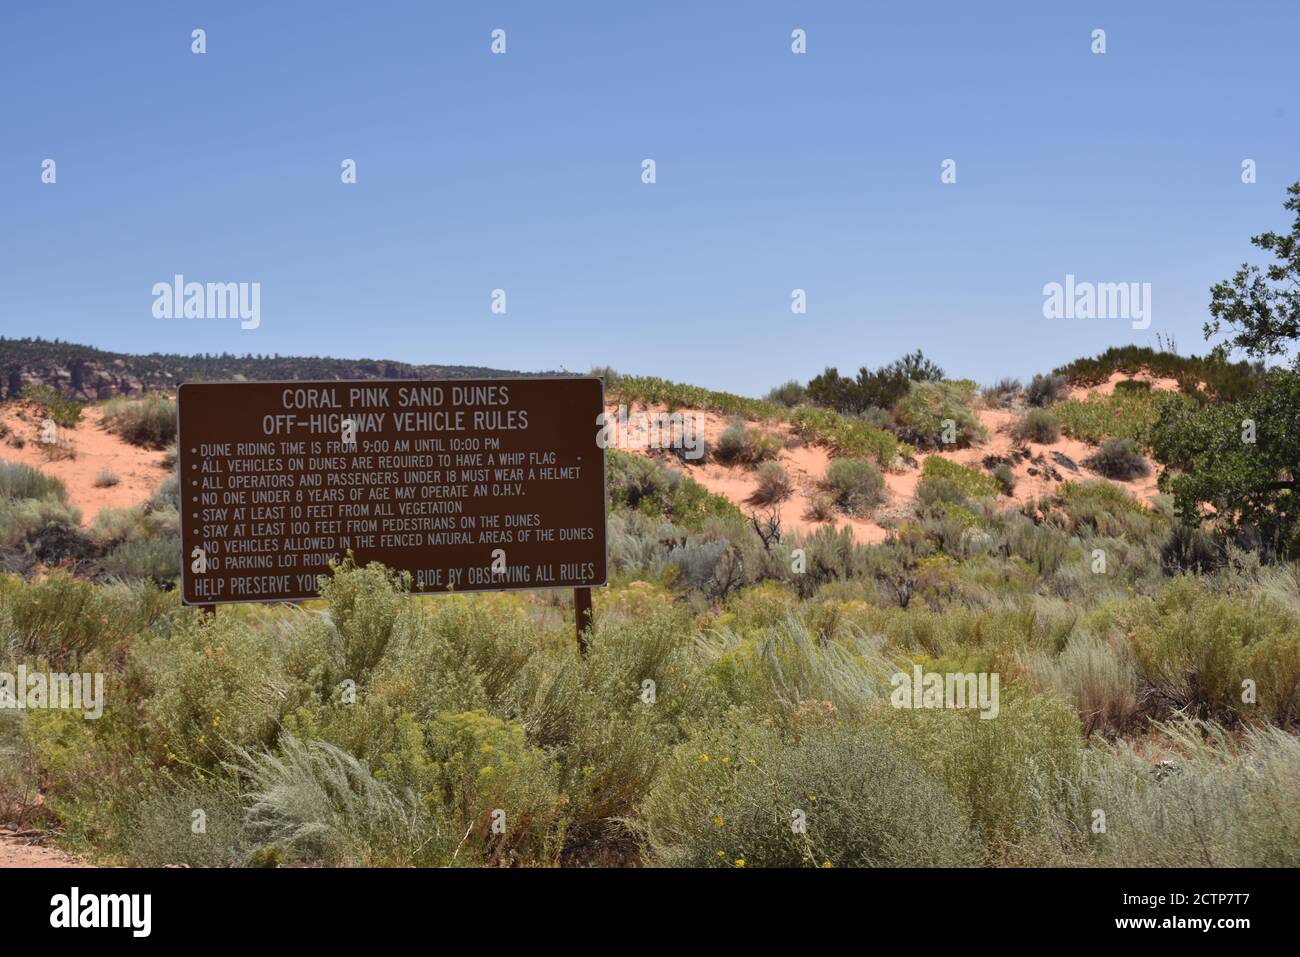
3, 1, 1297, 395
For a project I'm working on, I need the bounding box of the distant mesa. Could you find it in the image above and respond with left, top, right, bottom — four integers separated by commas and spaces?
0, 337, 527, 401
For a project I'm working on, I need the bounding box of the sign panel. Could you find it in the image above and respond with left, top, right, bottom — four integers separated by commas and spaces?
178, 377, 607, 605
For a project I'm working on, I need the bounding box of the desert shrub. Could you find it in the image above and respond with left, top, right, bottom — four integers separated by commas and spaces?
238, 734, 434, 866
1053, 390, 1192, 447
638, 713, 978, 867
1055, 346, 1262, 402
1160, 522, 1224, 574
1025, 373, 1067, 407
788, 407, 904, 466
0, 710, 40, 827
1113, 378, 1152, 395
665, 538, 747, 600
1013, 408, 1061, 444
750, 461, 793, 505
415, 709, 565, 865
1023, 634, 1139, 736
1053, 481, 1155, 538
1071, 719, 1300, 866
125, 775, 249, 867
0, 461, 66, 501
981, 378, 1022, 408
1125, 579, 1300, 725
765, 380, 807, 407
700, 616, 892, 722
791, 525, 868, 596
93, 468, 120, 488
150, 473, 180, 511
129, 612, 284, 771
607, 511, 685, 573
100, 394, 179, 449
606, 449, 742, 530
92, 501, 179, 545
802, 492, 835, 523
822, 458, 884, 516
714, 419, 780, 465
318, 559, 409, 681
892, 381, 986, 449
883, 689, 1083, 860
1083, 437, 1150, 480
991, 464, 1016, 497
0, 571, 127, 665
103, 535, 181, 582
0, 496, 83, 552
805, 351, 944, 416
602, 370, 782, 420
19, 383, 83, 428
919, 457, 998, 501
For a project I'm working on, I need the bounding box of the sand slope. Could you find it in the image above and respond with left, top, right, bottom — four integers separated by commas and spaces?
609, 376, 1163, 544
1, 404, 169, 525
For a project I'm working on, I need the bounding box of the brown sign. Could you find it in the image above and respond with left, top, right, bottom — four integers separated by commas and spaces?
178, 377, 607, 605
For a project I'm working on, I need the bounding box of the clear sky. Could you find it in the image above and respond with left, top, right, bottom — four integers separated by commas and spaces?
3, 1, 1297, 395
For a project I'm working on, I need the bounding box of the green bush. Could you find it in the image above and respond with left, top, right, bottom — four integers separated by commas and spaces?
19, 384, 83, 428
1053, 481, 1155, 538
1025, 373, 1067, 408
1071, 719, 1300, 866
639, 713, 978, 867
822, 458, 885, 516
1053, 390, 1192, 447
1125, 579, 1300, 725
319, 559, 410, 681
1113, 378, 1152, 395
1013, 408, 1061, 444
1023, 634, 1139, 736
100, 394, 177, 449
0, 461, 67, 501
750, 461, 793, 504
919, 457, 998, 500
991, 463, 1016, 497
605, 449, 742, 530
788, 407, 904, 466
883, 689, 1083, 860
602, 371, 782, 420
103, 535, 181, 582
892, 381, 986, 449
1084, 437, 1150, 480
714, 419, 780, 465
765, 380, 807, 407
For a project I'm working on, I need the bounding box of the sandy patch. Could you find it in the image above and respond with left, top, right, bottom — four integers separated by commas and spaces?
0, 830, 90, 868
1066, 370, 1181, 401
0, 404, 170, 526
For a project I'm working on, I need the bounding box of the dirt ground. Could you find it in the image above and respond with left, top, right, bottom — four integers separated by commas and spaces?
0, 403, 169, 526
0, 830, 89, 868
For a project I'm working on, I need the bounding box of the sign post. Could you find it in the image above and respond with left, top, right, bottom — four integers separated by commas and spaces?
574, 586, 593, 656
178, 377, 607, 615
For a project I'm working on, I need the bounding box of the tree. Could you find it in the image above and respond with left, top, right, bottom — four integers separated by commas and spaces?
805, 350, 945, 415
1205, 181, 1300, 369
1152, 370, 1300, 557
1154, 182, 1300, 557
